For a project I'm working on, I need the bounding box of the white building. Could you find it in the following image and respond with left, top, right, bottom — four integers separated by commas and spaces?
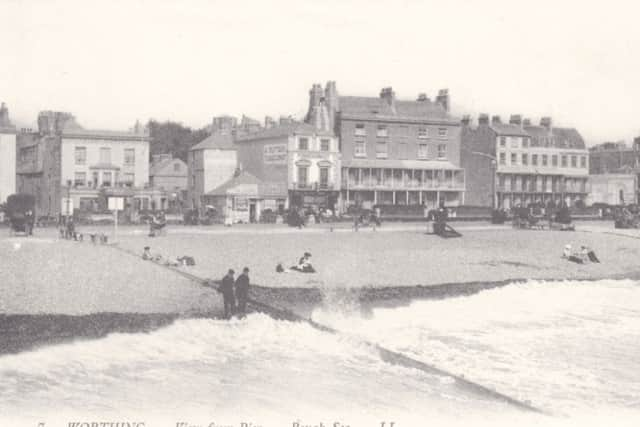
0, 102, 17, 204
187, 133, 238, 211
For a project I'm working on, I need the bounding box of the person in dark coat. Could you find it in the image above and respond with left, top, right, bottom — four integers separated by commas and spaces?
234, 267, 250, 317
221, 269, 236, 319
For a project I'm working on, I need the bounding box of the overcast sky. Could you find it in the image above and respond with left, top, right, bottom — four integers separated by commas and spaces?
1, 0, 639, 145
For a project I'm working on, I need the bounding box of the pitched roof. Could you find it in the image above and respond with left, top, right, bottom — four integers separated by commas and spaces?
235, 122, 333, 142
190, 133, 235, 151
489, 123, 529, 137
205, 171, 263, 196
523, 125, 586, 149
338, 96, 455, 123
150, 157, 187, 176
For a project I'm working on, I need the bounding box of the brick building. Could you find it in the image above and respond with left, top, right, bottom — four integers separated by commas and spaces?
234, 123, 339, 212
461, 114, 589, 209
306, 82, 464, 212
16, 111, 152, 218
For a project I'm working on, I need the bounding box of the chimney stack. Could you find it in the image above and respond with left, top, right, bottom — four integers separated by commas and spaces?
436, 89, 450, 112
264, 116, 275, 129
478, 113, 489, 126
523, 118, 531, 126
509, 114, 522, 126
491, 115, 502, 125
540, 117, 552, 131
461, 115, 471, 126
417, 93, 429, 102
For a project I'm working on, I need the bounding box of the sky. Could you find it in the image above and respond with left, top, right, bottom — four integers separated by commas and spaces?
1, 0, 639, 145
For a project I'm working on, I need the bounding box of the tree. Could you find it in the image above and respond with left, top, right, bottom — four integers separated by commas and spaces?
146, 120, 210, 162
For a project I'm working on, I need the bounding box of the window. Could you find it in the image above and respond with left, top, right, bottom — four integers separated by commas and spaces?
75, 147, 87, 165
522, 137, 529, 148
499, 152, 506, 165
122, 148, 134, 166
102, 171, 112, 187
552, 155, 558, 167
438, 128, 448, 137
99, 147, 111, 164
377, 125, 388, 137
355, 123, 366, 136
437, 144, 447, 159
561, 155, 567, 167
123, 173, 135, 186
74, 172, 86, 187
376, 141, 388, 158
510, 137, 519, 148
298, 137, 309, 150
173, 163, 181, 172
418, 127, 428, 139
542, 155, 548, 167
522, 153, 528, 165
320, 139, 330, 152
580, 156, 587, 168
418, 144, 428, 159
571, 155, 577, 167
511, 153, 517, 165
319, 167, 329, 188
92, 171, 99, 188
297, 166, 308, 186
500, 137, 506, 147
354, 140, 366, 157
532, 154, 538, 166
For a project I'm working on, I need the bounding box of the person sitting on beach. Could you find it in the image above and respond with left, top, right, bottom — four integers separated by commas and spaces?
142, 246, 153, 260
563, 244, 589, 264
291, 252, 315, 273
581, 245, 601, 263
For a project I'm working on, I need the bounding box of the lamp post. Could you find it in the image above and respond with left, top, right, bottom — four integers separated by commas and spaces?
472, 151, 498, 209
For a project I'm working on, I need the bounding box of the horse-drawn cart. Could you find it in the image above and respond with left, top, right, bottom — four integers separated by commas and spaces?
6, 193, 36, 236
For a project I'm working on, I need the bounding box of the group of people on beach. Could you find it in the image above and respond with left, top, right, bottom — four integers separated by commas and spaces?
563, 244, 600, 264
276, 252, 316, 273
142, 246, 195, 267
220, 267, 250, 319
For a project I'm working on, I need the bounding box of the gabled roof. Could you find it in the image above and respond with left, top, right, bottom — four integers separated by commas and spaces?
205, 171, 262, 196
338, 96, 455, 123
235, 122, 333, 141
190, 133, 235, 151
150, 157, 187, 176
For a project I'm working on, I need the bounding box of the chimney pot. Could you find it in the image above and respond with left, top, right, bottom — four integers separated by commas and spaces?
491, 115, 502, 124
540, 116, 552, 129
478, 113, 489, 125
509, 114, 522, 125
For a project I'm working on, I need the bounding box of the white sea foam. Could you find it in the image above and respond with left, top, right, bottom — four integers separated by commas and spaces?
312, 278, 640, 417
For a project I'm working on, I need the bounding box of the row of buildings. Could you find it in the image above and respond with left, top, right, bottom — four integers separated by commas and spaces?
1, 82, 638, 222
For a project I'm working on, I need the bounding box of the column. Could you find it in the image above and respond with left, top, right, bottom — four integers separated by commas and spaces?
419, 190, 423, 205
406, 191, 409, 205
436, 191, 440, 207
392, 191, 396, 204
374, 190, 378, 204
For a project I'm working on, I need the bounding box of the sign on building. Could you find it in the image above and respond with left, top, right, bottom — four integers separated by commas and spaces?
234, 197, 248, 211
108, 197, 124, 211
61, 198, 74, 216
264, 144, 288, 164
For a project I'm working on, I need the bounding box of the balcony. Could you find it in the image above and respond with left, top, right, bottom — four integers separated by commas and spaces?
290, 182, 335, 191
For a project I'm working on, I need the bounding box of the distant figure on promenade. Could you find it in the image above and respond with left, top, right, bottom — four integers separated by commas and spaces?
221, 269, 236, 319
234, 267, 250, 317
66, 216, 76, 240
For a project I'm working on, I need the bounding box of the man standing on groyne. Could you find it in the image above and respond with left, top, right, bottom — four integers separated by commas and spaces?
234, 267, 250, 317
221, 269, 236, 319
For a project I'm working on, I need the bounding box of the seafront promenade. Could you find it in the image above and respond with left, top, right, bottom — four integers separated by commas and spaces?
1, 221, 639, 316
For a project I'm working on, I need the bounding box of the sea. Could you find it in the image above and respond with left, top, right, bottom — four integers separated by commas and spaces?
1, 279, 639, 426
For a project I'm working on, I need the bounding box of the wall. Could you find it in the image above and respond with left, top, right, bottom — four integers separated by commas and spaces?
0, 132, 16, 203
235, 135, 289, 184
60, 137, 149, 188
460, 125, 496, 207
339, 118, 461, 166
151, 159, 188, 192
587, 174, 637, 205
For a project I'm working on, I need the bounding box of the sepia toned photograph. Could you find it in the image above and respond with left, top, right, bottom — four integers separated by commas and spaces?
1, 0, 639, 426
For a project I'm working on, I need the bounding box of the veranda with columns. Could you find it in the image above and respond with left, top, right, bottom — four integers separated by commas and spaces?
340, 165, 465, 210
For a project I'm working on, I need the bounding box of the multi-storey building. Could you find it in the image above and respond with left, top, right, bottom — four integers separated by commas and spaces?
0, 102, 17, 204
187, 133, 238, 211
306, 82, 464, 211
16, 111, 152, 217
589, 139, 640, 174
234, 123, 339, 212
461, 114, 589, 209
149, 154, 188, 210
